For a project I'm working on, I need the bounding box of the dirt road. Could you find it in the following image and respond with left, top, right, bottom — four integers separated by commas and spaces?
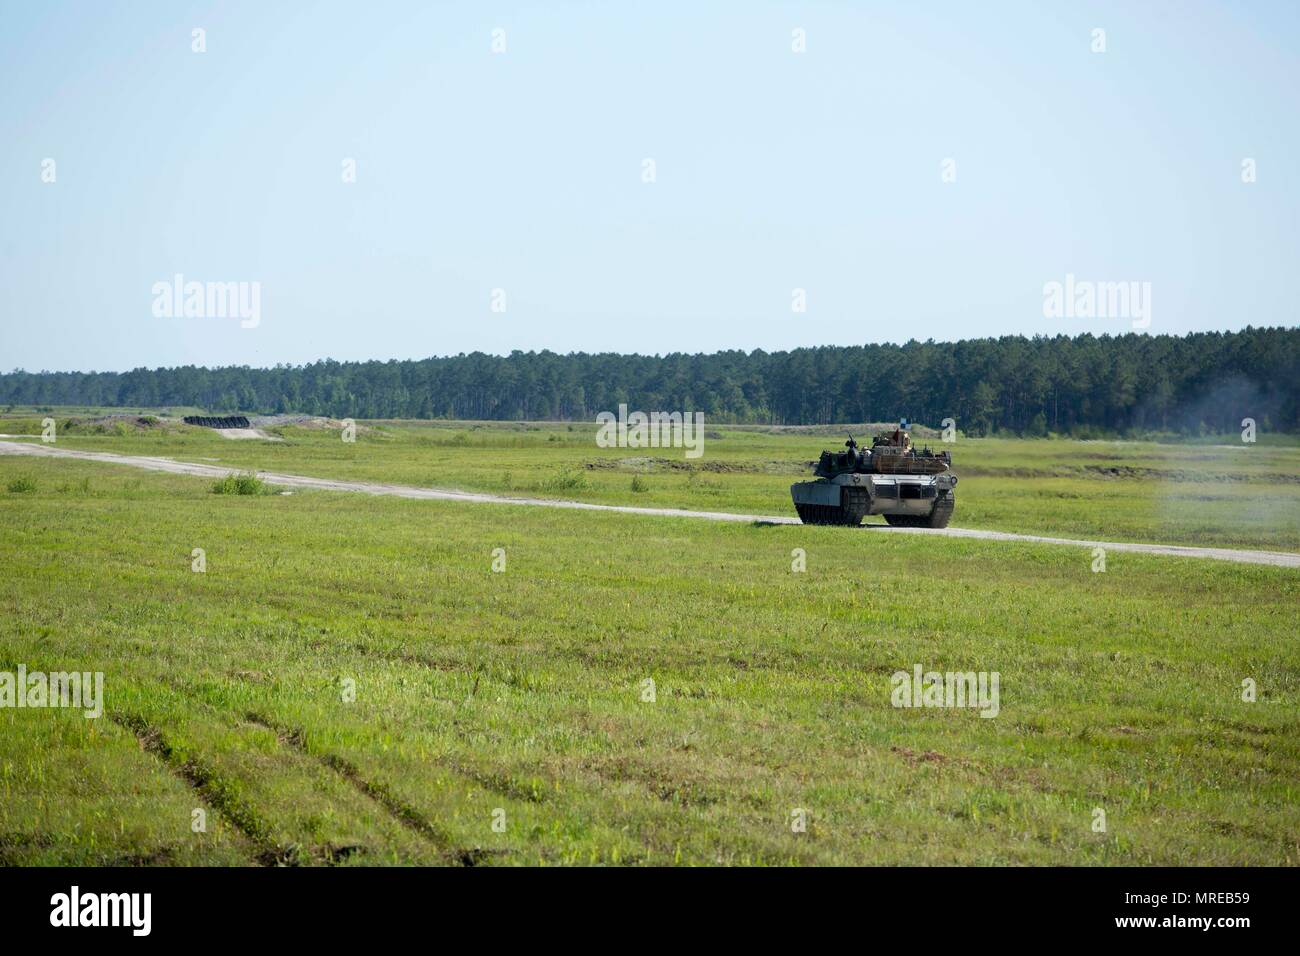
3, 439, 1297, 568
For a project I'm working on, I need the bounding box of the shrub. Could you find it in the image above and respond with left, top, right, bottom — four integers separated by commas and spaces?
539, 468, 590, 492
631, 475, 649, 493
212, 472, 265, 495
55, 477, 93, 495
685, 468, 723, 496
6, 475, 37, 493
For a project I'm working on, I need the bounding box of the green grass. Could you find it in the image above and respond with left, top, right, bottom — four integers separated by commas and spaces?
6, 414, 1297, 552
0, 452, 1296, 866
5, 475, 37, 494
211, 472, 267, 496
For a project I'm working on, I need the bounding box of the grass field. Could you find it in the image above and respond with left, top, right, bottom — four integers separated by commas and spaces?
1, 415, 1297, 865
4, 413, 1299, 551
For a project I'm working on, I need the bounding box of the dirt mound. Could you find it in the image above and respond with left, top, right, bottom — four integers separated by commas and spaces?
251, 415, 367, 433
1084, 464, 1300, 484
61, 415, 172, 434
588, 457, 802, 475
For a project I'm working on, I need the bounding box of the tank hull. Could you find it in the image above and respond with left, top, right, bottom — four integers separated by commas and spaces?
790, 472, 956, 528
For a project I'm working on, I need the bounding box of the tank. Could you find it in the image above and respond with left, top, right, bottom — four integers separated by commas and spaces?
790, 424, 956, 527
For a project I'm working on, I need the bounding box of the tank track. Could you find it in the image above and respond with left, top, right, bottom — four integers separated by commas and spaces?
883, 495, 954, 529
795, 488, 869, 526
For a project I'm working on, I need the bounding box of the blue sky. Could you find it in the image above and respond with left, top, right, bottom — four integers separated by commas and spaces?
1, 1, 1296, 373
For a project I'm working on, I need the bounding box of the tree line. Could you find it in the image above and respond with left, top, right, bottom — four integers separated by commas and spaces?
3, 327, 1296, 436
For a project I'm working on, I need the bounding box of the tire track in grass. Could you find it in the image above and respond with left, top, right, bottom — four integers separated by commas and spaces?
144, 675, 492, 864
242, 714, 504, 866
154, 671, 525, 863
110, 713, 294, 867
224, 638, 548, 809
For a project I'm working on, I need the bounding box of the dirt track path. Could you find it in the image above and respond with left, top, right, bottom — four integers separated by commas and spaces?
3, 439, 1297, 569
